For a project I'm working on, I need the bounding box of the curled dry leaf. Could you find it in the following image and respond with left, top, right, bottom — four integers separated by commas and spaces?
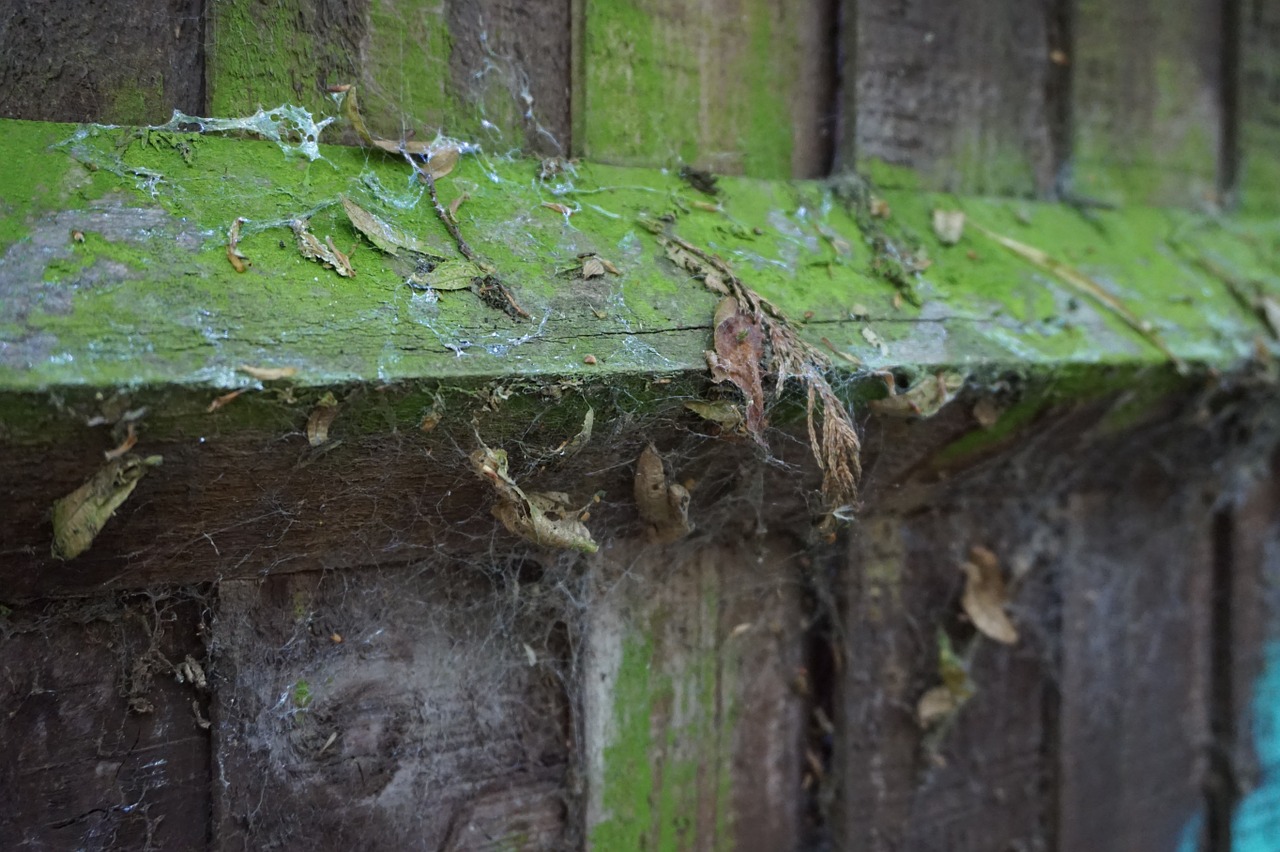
471, 445, 598, 553
307, 392, 339, 447
870, 371, 966, 419
972, 397, 1003, 429
555, 407, 594, 457
238, 364, 298, 381
960, 545, 1018, 645
341, 196, 430, 256
103, 422, 138, 461
407, 259, 484, 291
705, 297, 768, 447
291, 219, 355, 277
207, 388, 244, 413
684, 399, 746, 434
931, 209, 966, 245
634, 444, 694, 543
52, 454, 163, 560
227, 217, 250, 272
541, 201, 575, 217
918, 631, 975, 729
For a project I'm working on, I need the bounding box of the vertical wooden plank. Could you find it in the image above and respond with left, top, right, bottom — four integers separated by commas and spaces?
0, 0, 204, 124
205, 0, 570, 154
210, 566, 570, 850
577, 0, 837, 178
1071, 0, 1225, 207
842, 0, 1060, 195
1240, 0, 1280, 213
1221, 447, 1280, 847
1057, 485, 1213, 852
833, 506, 1055, 852
0, 593, 211, 849
584, 538, 808, 849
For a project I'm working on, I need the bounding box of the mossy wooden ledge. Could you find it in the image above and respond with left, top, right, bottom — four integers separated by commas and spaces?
1, 117, 1276, 599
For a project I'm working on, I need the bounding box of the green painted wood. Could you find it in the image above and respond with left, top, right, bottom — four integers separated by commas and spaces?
841, 0, 1062, 196
1071, 0, 1225, 207
1240, 0, 1280, 215
205, 0, 570, 154
576, 0, 837, 178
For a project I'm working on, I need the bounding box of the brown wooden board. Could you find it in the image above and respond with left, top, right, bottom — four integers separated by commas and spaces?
209, 565, 571, 850
0, 591, 212, 850
841, 0, 1062, 195
1240, 0, 1280, 214
576, 0, 838, 178
1071, 0, 1225, 207
205, 0, 570, 155
1056, 483, 1214, 852
832, 502, 1057, 852
0, 0, 205, 124
582, 536, 810, 850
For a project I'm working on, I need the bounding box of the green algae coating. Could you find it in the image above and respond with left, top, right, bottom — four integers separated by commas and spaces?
581, 0, 796, 178
0, 117, 1273, 443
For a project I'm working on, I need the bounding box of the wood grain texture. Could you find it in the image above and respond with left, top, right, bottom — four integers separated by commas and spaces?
1240, 0, 1280, 213
833, 505, 1055, 852
0, 593, 211, 850
1057, 484, 1214, 852
210, 567, 570, 850
1071, 0, 1225, 207
0, 0, 204, 124
583, 537, 809, 850
577, 0, 837, 178
842, 0, 1060, 195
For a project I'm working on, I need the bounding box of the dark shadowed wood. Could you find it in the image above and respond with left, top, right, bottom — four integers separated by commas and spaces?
1057, 483, 1213, 852
0, 0, 204, 124
840, 0, 1060, 195
0, 592, 211, 850
205, 0, 570, 155
576, 0, 837, 178
1071, 0, 1224, 207
1240, 0, 1280, 213
833, 503, 1056, 852
210, 566, 570, 850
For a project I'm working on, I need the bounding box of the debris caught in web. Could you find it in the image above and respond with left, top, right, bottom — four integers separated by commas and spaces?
52, 454, 164, 560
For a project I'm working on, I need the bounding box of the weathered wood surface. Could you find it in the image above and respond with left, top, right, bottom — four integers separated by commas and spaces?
1071, 0, 1226, 207
1241, 0, 1280, 213
840, 0, 1063, 195
211, 568, 571, 850
0, 0, 205, 125
576, 0, 837, 178
205, 0, 571, 154
0, 592, 211, 850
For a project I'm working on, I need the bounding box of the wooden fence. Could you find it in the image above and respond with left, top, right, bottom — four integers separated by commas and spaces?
1, 1, 1279, 850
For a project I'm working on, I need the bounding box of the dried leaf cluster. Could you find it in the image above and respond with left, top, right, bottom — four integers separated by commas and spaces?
645, 220, 862, 510
471, 445, 598, 553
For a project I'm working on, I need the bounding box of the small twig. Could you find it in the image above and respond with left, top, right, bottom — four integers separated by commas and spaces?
412, 156, 477, 262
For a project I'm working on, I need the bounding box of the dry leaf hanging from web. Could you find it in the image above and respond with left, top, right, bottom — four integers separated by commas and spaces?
52, 454, 163, 560
917, 630, 976, 729
705, 297, 768, 447
471, 445, 598, 553
960, 545, 1018, 645
634, 444, 694, 543
306, 392, 339, 447
870, 371, 966, 419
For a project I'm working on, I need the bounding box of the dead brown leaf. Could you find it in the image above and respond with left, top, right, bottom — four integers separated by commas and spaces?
931, 209, 966, 245
52, 454, 163, 560
227, 217, 250, 273
705, 297, 768, 446
960, 545, 1018, 645
542, 201, 575, 216
207, 388, 244, 412
869, 371, 965, 419
238, 364, 298, 381
103, 422, 138, 461
471, 445, 598, 553
291, 219, 355, 278
306, 392, 339, 447
634, 444, 694, 543
341, 196, 430, 256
